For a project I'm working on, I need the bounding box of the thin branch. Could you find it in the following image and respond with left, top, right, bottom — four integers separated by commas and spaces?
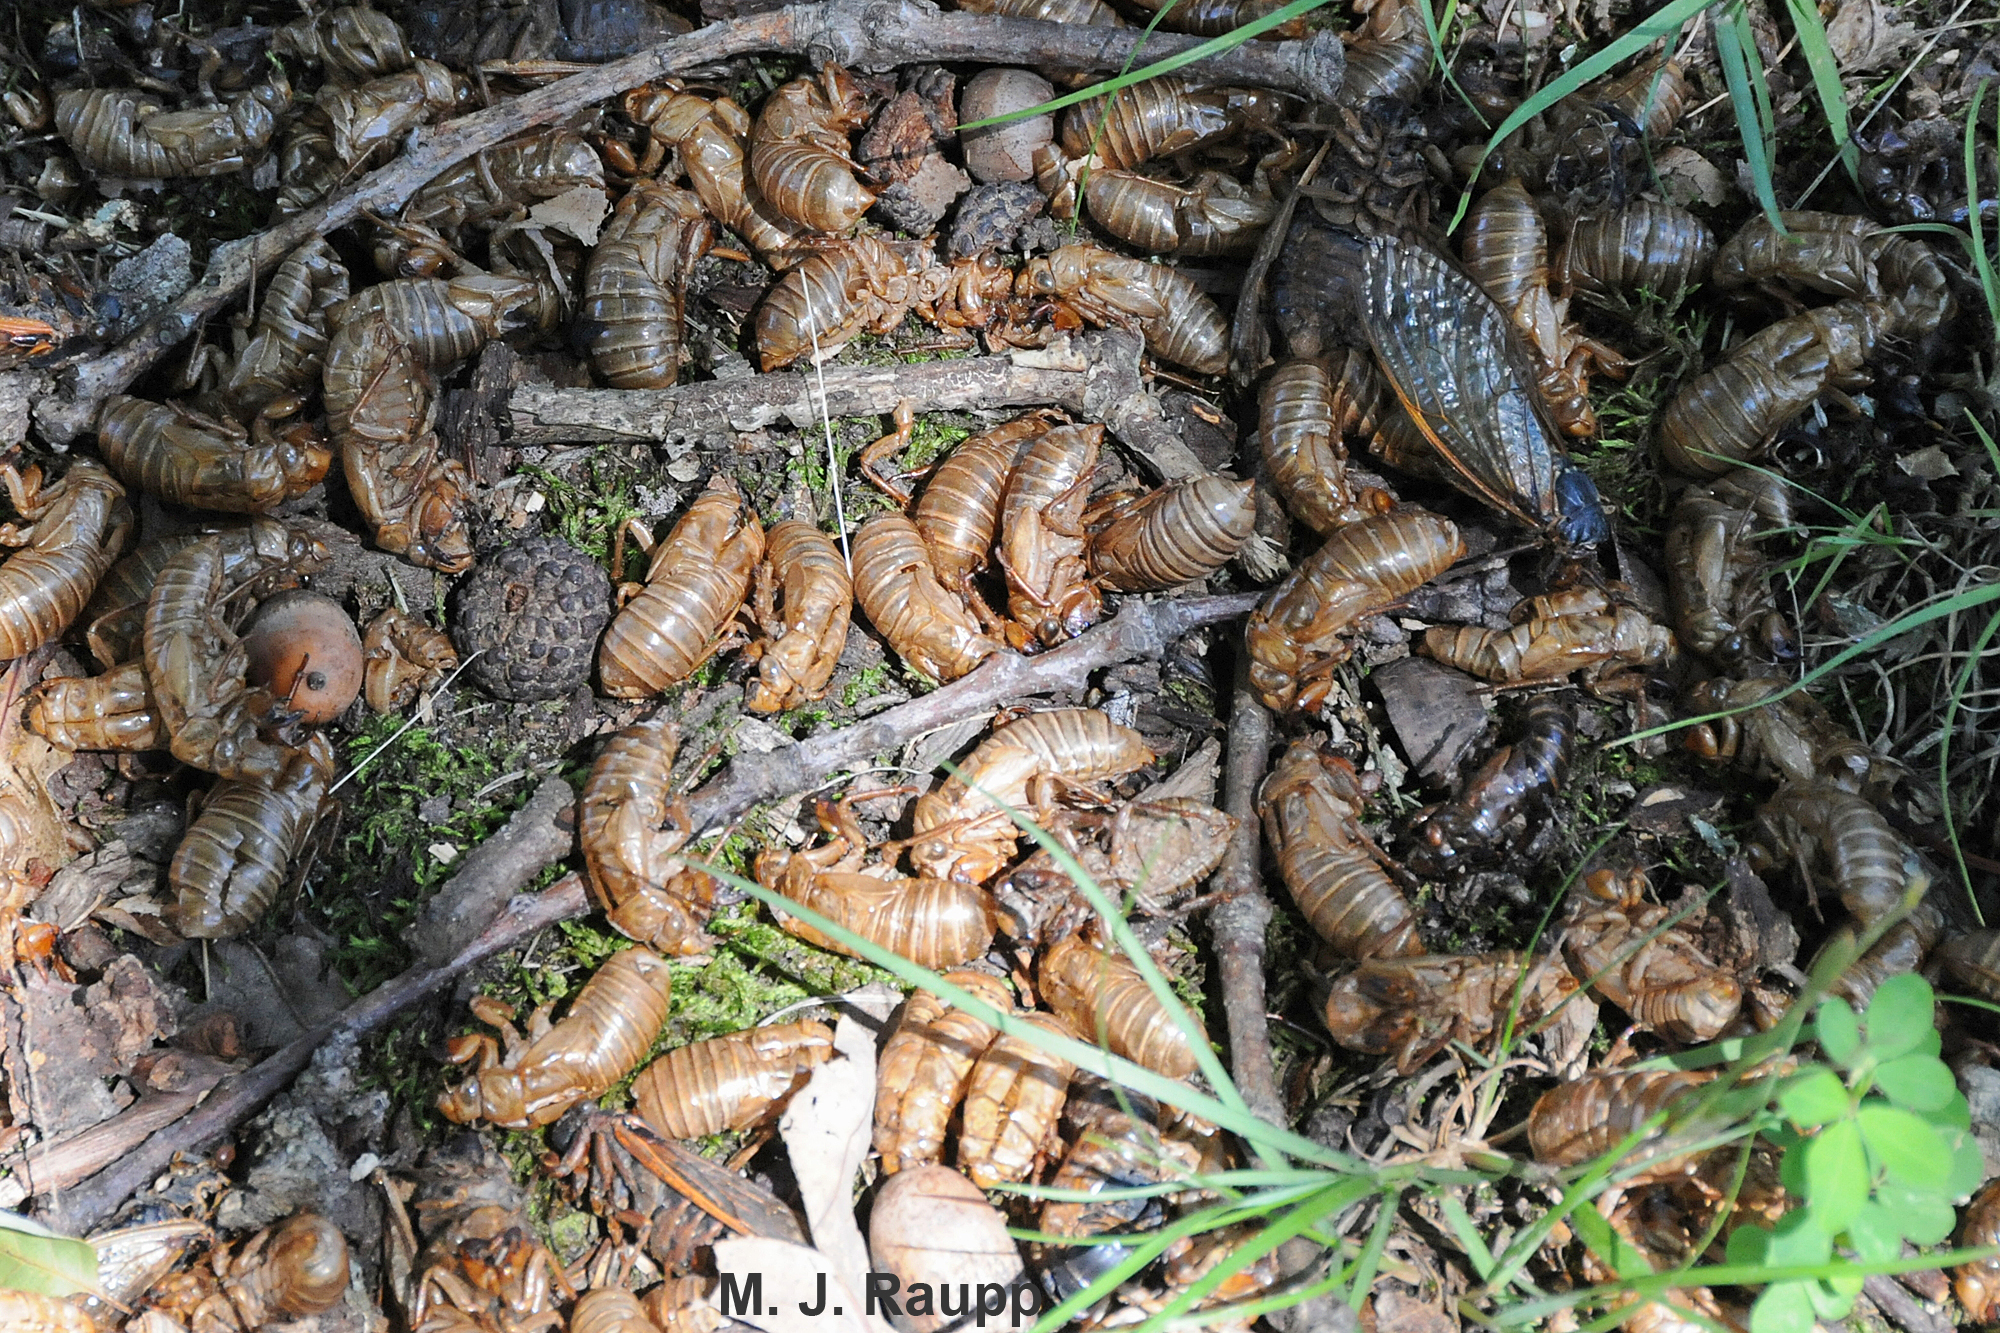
1208, 658, 1282, 1127
1862, 1275, 1957, 1333
685, 591, 1262, 830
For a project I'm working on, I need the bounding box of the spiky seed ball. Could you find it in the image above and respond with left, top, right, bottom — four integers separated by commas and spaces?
449, 536, 611, 701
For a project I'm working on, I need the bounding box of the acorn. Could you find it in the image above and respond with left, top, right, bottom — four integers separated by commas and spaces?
243, 591, 365, 725
958, 69, 1055, 184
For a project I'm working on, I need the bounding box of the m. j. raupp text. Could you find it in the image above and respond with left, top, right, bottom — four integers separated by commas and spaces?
715, 1271, 1045, 1326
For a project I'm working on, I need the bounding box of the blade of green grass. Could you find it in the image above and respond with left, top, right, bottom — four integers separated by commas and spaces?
1131, 1180, 1373, 1332
1613, 575, 2000, 749
1437, 1192, 1498, 1281
1342, 1188, 1404, 1310
1716, 0, 1784, 227
1934, 582, 2000, 927
956, 0, 1336, 131
1781, 0, 1855, 182
980, 770, 1249, 1115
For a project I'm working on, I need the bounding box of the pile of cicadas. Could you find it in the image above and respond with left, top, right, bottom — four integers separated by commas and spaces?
11, 507, 460, 941
569, 405, 1256, 714
432, 702, 1302, 1324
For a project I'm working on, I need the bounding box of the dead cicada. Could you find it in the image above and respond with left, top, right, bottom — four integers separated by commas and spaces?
1272, 218, 1611, 549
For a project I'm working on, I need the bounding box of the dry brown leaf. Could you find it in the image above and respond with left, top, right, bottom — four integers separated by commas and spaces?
1897, 444, 1957, 480
1150, 737, 1222, 804
32, 839, 135, 931
1, 659, 87, 885
95, 896, 180, 947
529, 184, 610, 246
1656, 149, 1733, 209
780, 1013, 879, 1296
1826, 0, 1917, 73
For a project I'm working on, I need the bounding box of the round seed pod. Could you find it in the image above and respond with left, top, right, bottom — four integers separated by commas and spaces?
243, 591, 364, 725
450, 536, 612, 701
959, 69, 1055, 184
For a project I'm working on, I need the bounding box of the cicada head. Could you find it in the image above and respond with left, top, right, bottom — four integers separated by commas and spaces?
1553, 461, 1610, 548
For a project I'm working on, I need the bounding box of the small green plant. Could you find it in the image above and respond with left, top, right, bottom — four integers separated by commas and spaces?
1729, 974, 1983, 1333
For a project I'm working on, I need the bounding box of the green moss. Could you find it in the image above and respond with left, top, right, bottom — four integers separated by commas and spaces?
1580, 370, 1676, 535
780, 704, 833, 737
1160, 931, 1208, 1020
903, 416, 971, 470
540, 1201, 600, 1266
354, 1018, 448, 1132
698, 826, 764, 880
840, 665, 893, 708
1162, 673, 1216, 716
736, 57, 806, 110
893, 344, 976, 366
315, 706, 538, 993
707, 903, 896, 1001
519, 456, 646, 577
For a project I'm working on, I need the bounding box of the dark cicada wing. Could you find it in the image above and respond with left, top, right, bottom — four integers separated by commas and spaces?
1270, 221, 1609, 547
1356, 232, 1567, 534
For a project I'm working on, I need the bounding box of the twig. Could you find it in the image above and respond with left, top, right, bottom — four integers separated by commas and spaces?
508, 330, 1208, 479
410, 774, 578, 968
0, 1075, 228, 1210
1863, 1275, 1957, 1333
685, 591, 1262, 830
509, 342, 1100, 447
1207, 659, 1282, 1127
35, 0, 1344, 444
39, 873, 588, 1233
